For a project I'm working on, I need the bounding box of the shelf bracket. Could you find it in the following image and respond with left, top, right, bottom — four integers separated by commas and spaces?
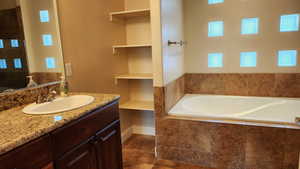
113, 47, 117, 54
109, 14, 114, 22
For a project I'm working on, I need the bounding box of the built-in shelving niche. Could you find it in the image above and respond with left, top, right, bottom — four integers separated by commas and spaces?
111, 0, 155, 136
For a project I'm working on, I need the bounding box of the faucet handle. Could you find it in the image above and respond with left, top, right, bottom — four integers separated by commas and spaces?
48, 86, 57, 94
36, 94, 45, 104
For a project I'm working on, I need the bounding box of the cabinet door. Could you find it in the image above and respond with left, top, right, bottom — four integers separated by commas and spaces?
56, 138, 97, 169
0, 135, 52, 169
94, 121, 123, 169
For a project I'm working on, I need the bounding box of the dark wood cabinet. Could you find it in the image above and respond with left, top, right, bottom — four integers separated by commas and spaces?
52, 101, 119, 158
55, 138, 97, 169
94, 121, 123, 169
0, 135, 52, 169
0, 100, 123, 169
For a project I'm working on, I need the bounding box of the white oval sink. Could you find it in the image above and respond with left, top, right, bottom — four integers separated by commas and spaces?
23, 95, 95, 115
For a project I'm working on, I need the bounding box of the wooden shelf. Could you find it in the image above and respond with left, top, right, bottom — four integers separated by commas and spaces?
112, 44, 152, 54
120, 100, 154, 111
110, 9, 150, 21
115, 73, 153, 80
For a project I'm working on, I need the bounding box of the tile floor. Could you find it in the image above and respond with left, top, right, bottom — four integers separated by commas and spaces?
122, 134, 213, 169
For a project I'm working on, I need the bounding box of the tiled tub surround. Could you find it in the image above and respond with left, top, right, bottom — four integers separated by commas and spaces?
0, 82, 60, 112
156, 118, 300, 169
154, 73, 300, 169
164, 75, 185, 113
0, 93, 120, 155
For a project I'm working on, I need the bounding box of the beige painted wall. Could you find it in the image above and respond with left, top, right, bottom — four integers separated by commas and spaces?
57, 0, 133, 132
161, 0, 185, 85
20, 0, 64, 73
58, 0, 155, 134
124, 0, 149, 11
184, 0, 300, 73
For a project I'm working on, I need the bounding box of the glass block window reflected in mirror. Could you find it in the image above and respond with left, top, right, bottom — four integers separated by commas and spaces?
0, 40, 4, 48
45, 57, 56, 69
40, 10, 50, 23
0, 59, 7, 69
11, 39, 19, 48
42, 34, 53, 46
14, 58, 22, 69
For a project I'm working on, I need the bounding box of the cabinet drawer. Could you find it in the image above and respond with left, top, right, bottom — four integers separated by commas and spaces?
55, 138, 97, 169
52, 101, 119, 158
0, 135, 52, 169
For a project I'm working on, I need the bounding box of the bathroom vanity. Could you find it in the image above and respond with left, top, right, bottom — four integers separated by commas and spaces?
0, 93, 122, 169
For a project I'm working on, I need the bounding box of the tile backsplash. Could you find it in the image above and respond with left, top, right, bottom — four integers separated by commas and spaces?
0, 82, 60, 112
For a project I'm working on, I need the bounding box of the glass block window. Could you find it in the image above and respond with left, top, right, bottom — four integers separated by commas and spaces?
0, 39, 4, 48
40, 10, 50, 23
280, 14, 300, 32
42, 34, 53, 46
11, 39, 19, 48
208, 0, 224, 5
240, 52, 257, 67
0, 59, 7, 69
14, 58, 22, 69
45, 57, 56, 69
208, 21, 224, 37
241, 18, 259, 35
208, 53, 223, 67
278, 50, 297, 67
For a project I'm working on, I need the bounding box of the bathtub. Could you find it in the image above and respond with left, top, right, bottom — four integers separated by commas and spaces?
169, 94, 300, 126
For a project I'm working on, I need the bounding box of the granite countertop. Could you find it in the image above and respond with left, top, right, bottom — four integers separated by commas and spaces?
0, 93, 120, 156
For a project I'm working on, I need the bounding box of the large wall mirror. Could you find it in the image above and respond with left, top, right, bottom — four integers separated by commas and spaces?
0, 0, 65, 93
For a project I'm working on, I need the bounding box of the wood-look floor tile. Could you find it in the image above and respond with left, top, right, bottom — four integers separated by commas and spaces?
153, 159, 215, 169
123, 134, 215, 169
123, 134, 155, 153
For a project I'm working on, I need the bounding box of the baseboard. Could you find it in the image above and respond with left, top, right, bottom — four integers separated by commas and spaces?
121, 126, 133, 143
121, 125, 156, 143
132, 125, 156, 136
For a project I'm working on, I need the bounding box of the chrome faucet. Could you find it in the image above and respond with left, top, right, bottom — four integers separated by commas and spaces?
36, 86, 57, 104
